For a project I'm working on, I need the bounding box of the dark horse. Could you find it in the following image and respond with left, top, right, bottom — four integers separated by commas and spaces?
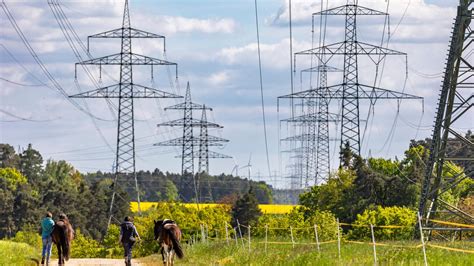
154, 219, 184, 266
51, 214, 74, 265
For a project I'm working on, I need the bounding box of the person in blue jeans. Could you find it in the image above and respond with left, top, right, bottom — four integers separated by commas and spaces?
40, 212, 55, 265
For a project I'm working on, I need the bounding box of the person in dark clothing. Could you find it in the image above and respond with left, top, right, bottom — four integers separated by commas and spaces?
119, 216, 140, 266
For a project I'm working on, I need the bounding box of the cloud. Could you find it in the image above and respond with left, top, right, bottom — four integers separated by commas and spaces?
216, 38, 310, 69
207, 71, 231, 86
153, 16, 236, 35
269, 0, 456, 43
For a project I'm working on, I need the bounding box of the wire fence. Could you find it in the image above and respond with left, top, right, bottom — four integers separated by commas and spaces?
183, 215, 474, 266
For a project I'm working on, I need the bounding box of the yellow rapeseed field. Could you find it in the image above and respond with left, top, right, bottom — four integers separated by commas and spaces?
130, 202, 297, 214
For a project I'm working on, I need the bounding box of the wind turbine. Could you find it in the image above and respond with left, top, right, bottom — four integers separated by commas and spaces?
239, 153, 252, 181
231, 157, 239, 177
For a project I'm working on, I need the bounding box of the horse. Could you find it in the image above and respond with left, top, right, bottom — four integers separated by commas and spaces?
154, 219, 184, 266
51, 214, 74, 265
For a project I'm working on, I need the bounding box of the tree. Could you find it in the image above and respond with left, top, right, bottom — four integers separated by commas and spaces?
231, 187, 262, 232
164, 179, 179, 202
19, 144, 43, 184
0, 144, 20, 169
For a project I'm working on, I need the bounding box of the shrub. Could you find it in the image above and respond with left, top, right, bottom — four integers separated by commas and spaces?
11, 226, 41, 250
348, 206, 416, 240
71, 229, 106, 258
255, 207, 337, 241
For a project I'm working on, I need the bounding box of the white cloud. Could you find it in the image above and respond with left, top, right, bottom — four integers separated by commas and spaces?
216, 38, 310, 69
270, 0, 456, 43
207, 71, 231, 86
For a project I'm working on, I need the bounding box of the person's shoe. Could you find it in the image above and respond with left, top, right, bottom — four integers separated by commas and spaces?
40, 257, 45, 265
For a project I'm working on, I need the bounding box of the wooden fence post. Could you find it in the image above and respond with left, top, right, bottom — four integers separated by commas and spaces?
417, 212, 428, 266
290, 226, 295, 248
200, 224, 205, 243
370, 224, 377, 266
265, 224, 268, 253
237, 219, 244, 248
233, 227, 238, 246
336, 218, 341, 259
225, 222, 230, 245
248, 225, 251, 253
314, 224, 320, 253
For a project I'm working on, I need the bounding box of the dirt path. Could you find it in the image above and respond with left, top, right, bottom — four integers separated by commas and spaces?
48, 258, 145, 265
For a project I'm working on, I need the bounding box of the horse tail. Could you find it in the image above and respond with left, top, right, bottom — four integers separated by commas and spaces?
168, 227, 184, 259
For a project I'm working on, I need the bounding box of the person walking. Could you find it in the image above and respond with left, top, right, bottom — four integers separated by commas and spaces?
119, 216, 141, 266
40, 212, 55, 265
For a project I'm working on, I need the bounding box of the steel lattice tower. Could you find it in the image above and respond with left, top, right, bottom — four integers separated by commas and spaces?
279, 0, 423, 173
156, 83, 230, 201
70, 0, 181, 227
419, 0, 473, 227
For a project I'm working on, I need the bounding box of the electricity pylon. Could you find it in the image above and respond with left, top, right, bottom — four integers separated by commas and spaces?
279, 0, 423, 169
156, 83, 230, 202
419, 0, 473, 228
70, 0, 181, 228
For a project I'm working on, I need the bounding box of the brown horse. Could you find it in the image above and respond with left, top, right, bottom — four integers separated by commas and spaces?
154, 219, 184, 266
51, 214, 74, 265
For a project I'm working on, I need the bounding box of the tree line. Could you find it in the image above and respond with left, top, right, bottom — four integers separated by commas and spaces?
0, 143, 272, 240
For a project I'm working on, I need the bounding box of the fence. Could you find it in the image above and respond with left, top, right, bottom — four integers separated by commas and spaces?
187, 215, 473, 266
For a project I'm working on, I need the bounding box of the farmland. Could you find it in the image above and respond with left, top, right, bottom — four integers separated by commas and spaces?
131, 202, 297, 214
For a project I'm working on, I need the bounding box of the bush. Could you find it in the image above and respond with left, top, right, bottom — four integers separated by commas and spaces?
348, 206, 416, 240
11, 226, 41, 250
71, 229, 106, 258
255, 207, 337, 241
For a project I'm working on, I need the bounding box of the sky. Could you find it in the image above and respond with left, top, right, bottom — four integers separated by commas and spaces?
1, 0, 470, 189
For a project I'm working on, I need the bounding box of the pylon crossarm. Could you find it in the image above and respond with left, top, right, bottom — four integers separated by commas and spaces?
280, 113, 340, 123
69, 83, 182, 98
301, 65, 343, 73
313, 4, 387, 16
76, 52, 177, 66
175, 150, 231, 159
88, 27, 165, 39
154, 136, 228, 146
281, 134, 339, 142
157, 118, 222, 128
165, 102, 213, 111
295, 41, 405, 65
279, 84, 422, 100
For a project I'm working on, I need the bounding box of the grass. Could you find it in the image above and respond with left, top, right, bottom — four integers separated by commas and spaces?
139, 239, 474, 266
0, 240, 41, 266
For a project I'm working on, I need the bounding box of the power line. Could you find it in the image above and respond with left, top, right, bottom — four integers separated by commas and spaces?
0, 108, 59, 122
254, 0, 272, 178
0, 76, 44, 87
0, 1, 107, 121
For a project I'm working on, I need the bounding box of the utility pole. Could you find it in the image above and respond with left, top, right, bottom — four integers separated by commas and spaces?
419, 0, 473, 229
279, 0, 423, 178
70, 0, 181, 229
156, 83, 230, 202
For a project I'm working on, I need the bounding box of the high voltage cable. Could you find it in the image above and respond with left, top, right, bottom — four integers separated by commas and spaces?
254, 0, 272, 178
0, 1, 108, 122
0, 108, 59, 122
0, 77, 44, 87
0, 43, 51, 88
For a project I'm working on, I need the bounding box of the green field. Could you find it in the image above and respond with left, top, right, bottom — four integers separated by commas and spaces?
0, 240, 41, 266
140, 240, 474, 266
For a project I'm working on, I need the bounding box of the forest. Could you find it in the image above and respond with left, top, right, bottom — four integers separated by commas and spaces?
0, 132, 472, 243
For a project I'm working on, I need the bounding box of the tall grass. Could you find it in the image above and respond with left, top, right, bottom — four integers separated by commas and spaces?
140, 240, 474, 265
0, 240, 41, 265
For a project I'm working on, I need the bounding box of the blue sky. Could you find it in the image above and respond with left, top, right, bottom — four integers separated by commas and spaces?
1, 0, 470, 188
